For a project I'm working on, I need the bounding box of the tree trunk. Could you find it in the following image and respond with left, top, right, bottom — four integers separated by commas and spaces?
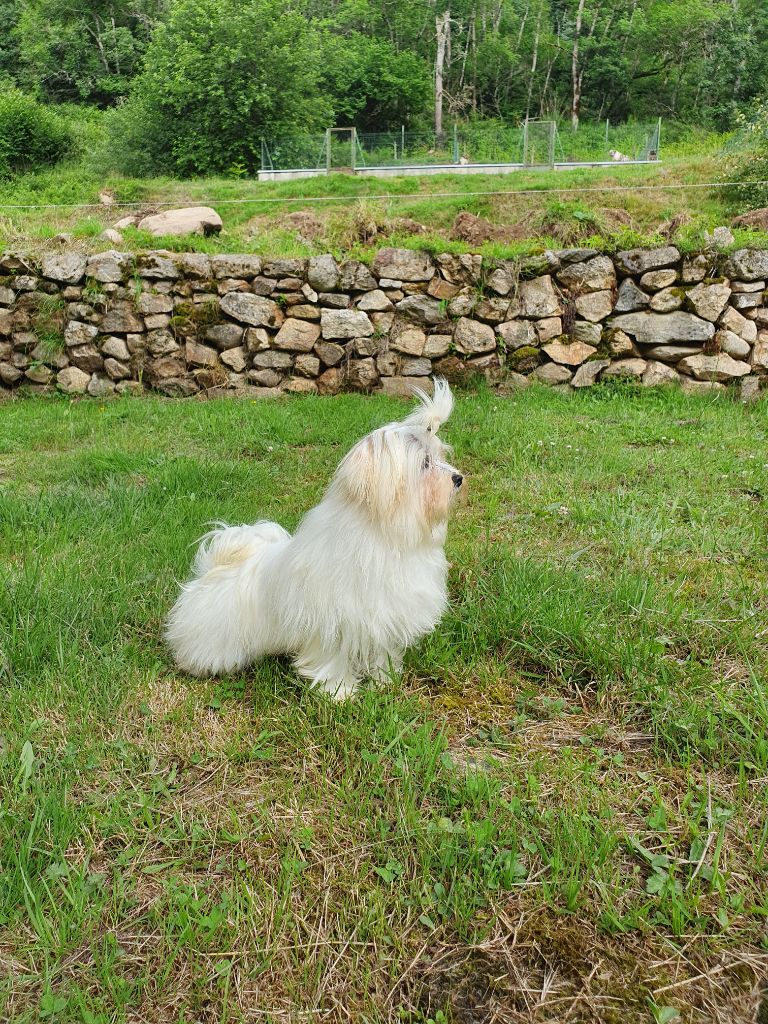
435, 10, 451, 137
571, 0, 586, 129
525, 3, 543, 120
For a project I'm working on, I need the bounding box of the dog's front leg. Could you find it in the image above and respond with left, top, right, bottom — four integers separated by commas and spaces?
292, 645, 360, 701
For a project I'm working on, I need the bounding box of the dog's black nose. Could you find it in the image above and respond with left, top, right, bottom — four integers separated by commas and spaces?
452, 473, 463, 488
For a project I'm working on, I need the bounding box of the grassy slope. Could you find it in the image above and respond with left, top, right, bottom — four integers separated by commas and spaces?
1, 385, 767, 1023
2, 154, 768, 261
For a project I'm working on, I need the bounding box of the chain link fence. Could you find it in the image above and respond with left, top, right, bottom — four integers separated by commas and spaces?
260, 121, 661, 175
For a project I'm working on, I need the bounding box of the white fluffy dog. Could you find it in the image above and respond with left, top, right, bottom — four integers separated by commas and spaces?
165, 379, 463, 699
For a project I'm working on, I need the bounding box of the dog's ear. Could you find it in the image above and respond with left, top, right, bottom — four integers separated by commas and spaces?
332, 432, 405, 525
402, 377, 453, 434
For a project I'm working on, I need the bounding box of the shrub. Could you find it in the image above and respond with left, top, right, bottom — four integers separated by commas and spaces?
0, 90, 71, 175
720, 101, 768, 210
105, 0, 333, 177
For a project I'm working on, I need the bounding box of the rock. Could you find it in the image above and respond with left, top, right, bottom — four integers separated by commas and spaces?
220, 292, 284, 329
424, 334, 451, 358
507, 346, 541, 372
485, 266, 514, 296
205, 324, 243, 350
680, 378, 725, 396
138, 293, 174, 315
25, 364, 54, 385
435, 252, 483, 285
613, 278, 650, 313
475, 297, 519, 324
318, 293, 349, 310
283, 377, 318, 395
68, 344, 103, 372
639, 269, 677, 291
377, 350, 400, 376
308, 254, 340, 292
650, 288, 684, 313
685, 281, 731, 321
87, 374, 115, 397
716, 329, 751, 359
115, 380, 144, 396
137, 207, 222, 237
704, 226, 735, 248
220, 346, 247, 372
495, 321, 536, 350
380, 376, 418, 398
41, 252, 87, 284
575, 291, 613, 322
320, 308, 373, 340
253, 350, 293, 370
338, 260, 377, 292
453, 317, 496, 355
556, 255, 616, 293
372, 248, 434, 282
357, 290, 394, 313
615, 246, 680, 275
519, 275, 560, 318
176, 253, 212, 279
185, 340, 219, 367
401, 357, 432, 376
104, 358, 130, 380
101, 301, 144, 334
263, 259, 306, 279
0, 362, 22, 385
553, 248, 598, 264
86, 250, 133, 284
534, 363, 572, 385
752, 333, 768, 371
315, 341, 345, 366
113, 215, 138, 230
391, 326, 426, 356
642, 361, 680, 387
542, 340, 597, 366
138, 251, 179, 279
644, 345, 702, 362
732, 209, 768, 232
680, 255, 710, 283
427, 276, 461, 300
602, 358, 647, 379
0, 287, 14, 306
447, 293, 477, 318
731, 292, 761, 310
572, 321, 602, 345
395, 295, 446, 326
64, 320, 99, 347
610, 311, 714, 345
678, 353, 751, 381
101, 336, 131, 361
740, 376, 762, 402
723, 249, 768, 282
210, 254, 262, 280
294, 353, 320, 378
274, 319, 321, 351
56, 366, 90, 393
317, 367, 343, 394
720, 305, 757, 342
287, 304, 321, 321
605, 328, 636, 357
572, 359, 610, 387
248, 368, 283, 387
147, 330, 179, 357
347, 358, 378, 390
535, 317, 563, 343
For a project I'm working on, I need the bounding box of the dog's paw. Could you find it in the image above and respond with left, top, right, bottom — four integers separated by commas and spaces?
315, 677, 359, 701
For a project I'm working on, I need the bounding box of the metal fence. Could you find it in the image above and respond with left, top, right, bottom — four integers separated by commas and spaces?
260, 120, 661, 173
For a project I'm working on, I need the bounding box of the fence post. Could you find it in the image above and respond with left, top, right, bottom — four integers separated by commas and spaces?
452, 124, 459, 163
401, 124, 405, 159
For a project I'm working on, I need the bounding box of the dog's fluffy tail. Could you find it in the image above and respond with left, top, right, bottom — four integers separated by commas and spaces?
192, 521, 289, 576
403, 377, 453, 434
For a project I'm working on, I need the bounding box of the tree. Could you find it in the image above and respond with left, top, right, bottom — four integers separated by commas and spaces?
107, 0, 332, 175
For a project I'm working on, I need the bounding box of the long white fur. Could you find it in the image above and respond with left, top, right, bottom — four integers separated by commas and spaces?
165, 378, 462, 699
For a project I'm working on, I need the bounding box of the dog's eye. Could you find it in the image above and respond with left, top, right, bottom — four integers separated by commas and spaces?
422, 454, 432, 471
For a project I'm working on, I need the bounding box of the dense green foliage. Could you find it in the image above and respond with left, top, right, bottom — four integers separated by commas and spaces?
1, 0, 767, 176
0, 89, 71, 174
722, 100, 768, 209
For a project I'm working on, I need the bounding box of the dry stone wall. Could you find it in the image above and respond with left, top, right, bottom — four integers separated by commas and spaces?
1, 245, 767, 400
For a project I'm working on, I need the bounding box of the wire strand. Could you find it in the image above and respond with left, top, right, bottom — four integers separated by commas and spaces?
0, 179, 764, 211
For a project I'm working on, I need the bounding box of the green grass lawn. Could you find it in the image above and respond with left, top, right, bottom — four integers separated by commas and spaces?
1, 385, 767, 1023
3, 155, 767, 262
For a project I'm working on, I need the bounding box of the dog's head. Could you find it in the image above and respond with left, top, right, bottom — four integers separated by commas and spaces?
331, 378, 463, 542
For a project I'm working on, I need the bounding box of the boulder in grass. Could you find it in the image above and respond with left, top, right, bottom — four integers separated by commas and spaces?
137, 207, 223, 237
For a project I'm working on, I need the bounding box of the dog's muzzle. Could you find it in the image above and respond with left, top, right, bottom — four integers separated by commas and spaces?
452, 473, 463, 489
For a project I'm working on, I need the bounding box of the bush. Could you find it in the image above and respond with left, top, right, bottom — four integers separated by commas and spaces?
720, 101, 768, 210
105, 0, 333, 177
0, 90, 71, 174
